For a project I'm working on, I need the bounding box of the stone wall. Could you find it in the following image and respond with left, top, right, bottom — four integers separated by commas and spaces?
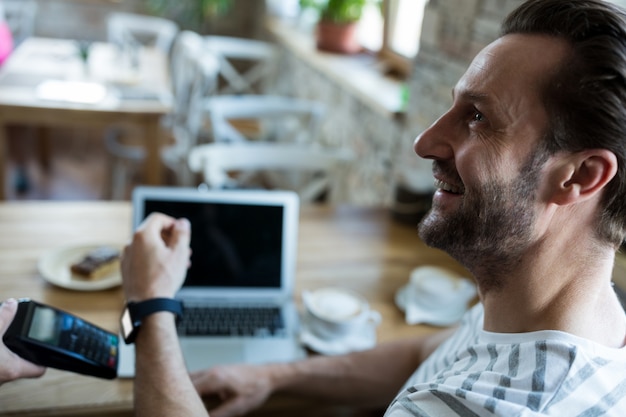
270, 48, 405, 205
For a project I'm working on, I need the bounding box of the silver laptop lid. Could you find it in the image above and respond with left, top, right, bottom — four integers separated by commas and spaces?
131, 186, 300, 302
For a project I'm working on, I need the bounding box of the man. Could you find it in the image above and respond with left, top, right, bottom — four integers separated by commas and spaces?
120, 0, 626, 416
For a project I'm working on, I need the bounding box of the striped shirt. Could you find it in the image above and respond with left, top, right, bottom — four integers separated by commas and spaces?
384, 304, 626, 416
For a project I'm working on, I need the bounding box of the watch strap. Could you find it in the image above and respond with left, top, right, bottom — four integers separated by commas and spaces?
128, 298, 184, 323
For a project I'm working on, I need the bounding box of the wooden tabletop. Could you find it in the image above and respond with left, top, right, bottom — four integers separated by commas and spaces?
2, 201, 623, 416
0, 201, 467, 416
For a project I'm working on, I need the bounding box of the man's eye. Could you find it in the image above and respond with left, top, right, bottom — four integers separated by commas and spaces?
472, 111, 485, 122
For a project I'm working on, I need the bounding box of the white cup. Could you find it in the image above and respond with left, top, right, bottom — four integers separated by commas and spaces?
302, 287, 381, 340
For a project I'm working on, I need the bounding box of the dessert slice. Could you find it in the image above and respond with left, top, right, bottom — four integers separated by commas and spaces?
70, 246, 120, 280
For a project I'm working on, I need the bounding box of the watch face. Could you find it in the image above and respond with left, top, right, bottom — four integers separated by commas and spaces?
120, 308, 135, 343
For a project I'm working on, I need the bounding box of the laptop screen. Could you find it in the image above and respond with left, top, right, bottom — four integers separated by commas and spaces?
132, 187, 299, 298
142, 199, 284, 289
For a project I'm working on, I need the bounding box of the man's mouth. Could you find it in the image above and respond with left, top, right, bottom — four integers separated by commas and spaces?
434, 179, 464, 195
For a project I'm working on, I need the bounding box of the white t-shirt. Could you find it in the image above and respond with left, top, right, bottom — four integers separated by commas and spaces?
384, 304, 626, 416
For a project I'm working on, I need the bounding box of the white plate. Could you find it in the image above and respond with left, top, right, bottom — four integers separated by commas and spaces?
298, 313, 377, 355
394, 266, 476, 326
38, 244, 122, 291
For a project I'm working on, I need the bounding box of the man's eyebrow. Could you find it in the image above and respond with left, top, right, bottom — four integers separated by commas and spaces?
452, 88, 490, 104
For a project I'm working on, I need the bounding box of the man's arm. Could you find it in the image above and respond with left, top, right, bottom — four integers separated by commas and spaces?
133, 312, 207, 417
277, 327, 455, 403
121, 213, 207, 417
192, 327, 455, 417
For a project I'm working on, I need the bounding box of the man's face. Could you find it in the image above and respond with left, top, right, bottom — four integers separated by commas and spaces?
415, 34, 571, 277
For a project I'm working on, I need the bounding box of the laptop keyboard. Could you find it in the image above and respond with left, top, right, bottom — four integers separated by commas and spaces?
178, 306, 286, 337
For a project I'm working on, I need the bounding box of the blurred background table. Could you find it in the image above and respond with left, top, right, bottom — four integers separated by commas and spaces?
0, 37, 172, 199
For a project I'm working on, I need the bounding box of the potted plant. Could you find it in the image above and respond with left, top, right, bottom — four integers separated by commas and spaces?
143, 0, 232, 32
300, 0, 376, 54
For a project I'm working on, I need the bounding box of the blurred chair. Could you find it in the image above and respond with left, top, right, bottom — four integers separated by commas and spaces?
3, 0, 37, 46
188, 142, 354, 203
204, 35, 278, 95
204, 94, 326, 144
167, 30, 209, 131
104, 31, 219, 200
107, 12, 178, 55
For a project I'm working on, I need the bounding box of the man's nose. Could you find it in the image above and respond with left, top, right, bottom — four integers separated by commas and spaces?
413, 113, 454, 161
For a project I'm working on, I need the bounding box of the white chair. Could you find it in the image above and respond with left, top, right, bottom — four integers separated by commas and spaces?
204, 35, 278, 94
104, 31, 219, 199
107, 12, 179, 55
188, 142, 354, 203
167, 30, 213, 131
204, 94, 326, 144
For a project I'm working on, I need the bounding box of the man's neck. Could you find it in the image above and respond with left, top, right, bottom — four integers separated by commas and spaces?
477, 240, 626, 348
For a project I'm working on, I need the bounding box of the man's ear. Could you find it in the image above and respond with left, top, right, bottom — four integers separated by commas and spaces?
548, 149, 618, 206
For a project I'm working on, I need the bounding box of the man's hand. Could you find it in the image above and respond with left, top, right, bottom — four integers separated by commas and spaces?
0, 299, 46, 385
121, 213, 191, 301
190, 364, 276, 417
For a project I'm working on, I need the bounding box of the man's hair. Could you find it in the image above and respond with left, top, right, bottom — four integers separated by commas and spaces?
502, 0, 626, 247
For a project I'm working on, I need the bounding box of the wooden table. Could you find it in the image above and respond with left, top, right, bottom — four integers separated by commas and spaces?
1, 201, 624, 416
0, 201, 464, 416
0, 37, 172, 199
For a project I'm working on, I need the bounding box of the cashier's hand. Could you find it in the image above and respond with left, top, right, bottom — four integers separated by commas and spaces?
0, 299, 46, 385
190, 364, 274, 417
121, 213, 191, 301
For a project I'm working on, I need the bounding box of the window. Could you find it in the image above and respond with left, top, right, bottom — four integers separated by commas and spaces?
607, 0, 626, 8
378, 0, 428, 78
354, 0, 428, 78
357, 2, 384, 52
289, 0, 428, 79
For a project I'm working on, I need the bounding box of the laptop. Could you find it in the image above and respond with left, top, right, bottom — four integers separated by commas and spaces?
118, 186, 306, 377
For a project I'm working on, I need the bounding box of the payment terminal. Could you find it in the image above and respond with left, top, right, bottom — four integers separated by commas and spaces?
3, 299, 118, 379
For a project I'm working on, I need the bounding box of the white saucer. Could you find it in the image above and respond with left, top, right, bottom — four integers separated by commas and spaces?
395, 266, 476, 326
298, 313, 377, 355
38, 244, 122, 291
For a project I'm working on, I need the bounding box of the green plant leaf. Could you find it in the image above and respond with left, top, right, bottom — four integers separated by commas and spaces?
300, 0, 379, 24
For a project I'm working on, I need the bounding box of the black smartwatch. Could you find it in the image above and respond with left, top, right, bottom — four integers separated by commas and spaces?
120, 298, 183, 344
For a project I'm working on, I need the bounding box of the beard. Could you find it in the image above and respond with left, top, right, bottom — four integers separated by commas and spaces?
418, 148, 549, 286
